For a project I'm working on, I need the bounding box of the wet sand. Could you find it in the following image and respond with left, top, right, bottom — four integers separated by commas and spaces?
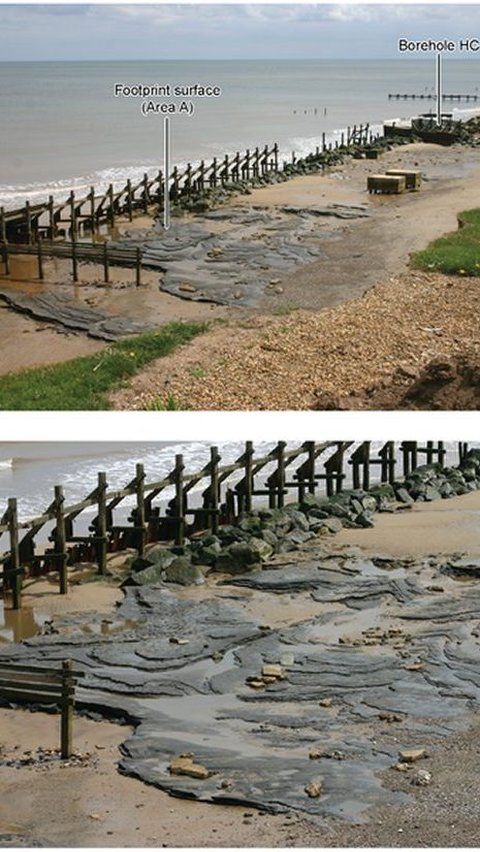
2, 493, 480, 846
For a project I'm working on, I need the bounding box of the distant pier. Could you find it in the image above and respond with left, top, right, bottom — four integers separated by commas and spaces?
388, 93, 478, 102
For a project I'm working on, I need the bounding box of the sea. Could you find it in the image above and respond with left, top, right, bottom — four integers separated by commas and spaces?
2, 58, 480, 210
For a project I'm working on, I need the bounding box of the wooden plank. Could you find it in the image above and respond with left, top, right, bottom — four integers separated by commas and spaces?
0, 662, 84, 676
0, 687, 73, 704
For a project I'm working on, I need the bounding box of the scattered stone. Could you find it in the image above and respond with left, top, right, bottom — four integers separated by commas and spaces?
398, 748, 427, 763
379, 711, 404, 723
305, 782, 323, 798
319, 697, 334, 708
261, 664, 285, 679
169, 755, 212, 780
411, 769, 432, 786
308, 749, 323, 760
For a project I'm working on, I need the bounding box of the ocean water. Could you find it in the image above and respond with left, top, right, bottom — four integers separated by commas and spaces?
1, 58, 480, 210
0, 440, 466, 528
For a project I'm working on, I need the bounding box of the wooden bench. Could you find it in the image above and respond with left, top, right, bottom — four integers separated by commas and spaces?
385, 169, 422, 190
367, 174, 407, 194
0, 660, 84, 758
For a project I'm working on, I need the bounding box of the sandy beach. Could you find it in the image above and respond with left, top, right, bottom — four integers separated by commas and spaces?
2, 491, 480, 847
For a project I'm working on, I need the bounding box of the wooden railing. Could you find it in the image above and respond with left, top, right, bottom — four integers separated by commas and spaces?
0, 660, 84, 758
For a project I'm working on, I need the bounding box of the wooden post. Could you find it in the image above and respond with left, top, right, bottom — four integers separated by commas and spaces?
185, 163, 192, 195
209, 446, 220, 535
254, 147, 260, 176
438, 441, 446, 467
223, 154, 229, 184
234, 152, 240, 180
7, 497, 21, 611
135, 463, 146, 557
60, 660, 74, 759
244, 441, 254, 514
48, 195, 55, 240
37, 240, 44, 280
273, 143, 279, 171
199, 161, 205, 190
69, 191, 77, 241
276, 441, 286, 508
305, 441, 316, 496
245, 150, 250, 179
142, 173, 150, 213
322, 132, 326, 152
108, 184, 115, 227
379, 441, 395, 484
172, 166, 179, 199
362, 442, 371, 491
262, 145, 269, 173
2, 242, 10, 277
0, 207, 6, 244
54, 485, 68, 595
71, 237, 78, 283
25, 201, 32, 244
103, 242, 109, 284
135, 247, 141, 287
126, 179, 133, 221
212, 157, 217, 187
96, 472, 107, 575
174, 454, 185, 547
89, 186, 96, 236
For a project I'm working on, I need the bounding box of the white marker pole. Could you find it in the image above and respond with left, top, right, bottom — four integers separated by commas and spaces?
164, 116, 171, 231
436, 54, 443, 126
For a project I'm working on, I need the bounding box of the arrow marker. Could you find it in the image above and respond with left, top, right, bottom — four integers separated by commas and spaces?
436, 54, 443, 127
164, 116, 171, 231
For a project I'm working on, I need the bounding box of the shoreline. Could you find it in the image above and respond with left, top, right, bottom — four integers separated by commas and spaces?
2, 488, 480, 846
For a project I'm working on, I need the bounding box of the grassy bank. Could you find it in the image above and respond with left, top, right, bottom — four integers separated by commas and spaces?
412, 207, 480, 276
0, 322, 207, 410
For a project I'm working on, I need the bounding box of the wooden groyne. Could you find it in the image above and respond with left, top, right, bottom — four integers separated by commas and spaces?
0, 125, 377, 247
0, 439, 458, 610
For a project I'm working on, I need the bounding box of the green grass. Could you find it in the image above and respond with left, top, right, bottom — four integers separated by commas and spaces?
412, 207, 480, 277
145, 394, 187, 411
0, 322, 207, 410
189, 365, 207, 380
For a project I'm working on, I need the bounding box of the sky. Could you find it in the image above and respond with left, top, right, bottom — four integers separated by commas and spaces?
1, 3, 480, 60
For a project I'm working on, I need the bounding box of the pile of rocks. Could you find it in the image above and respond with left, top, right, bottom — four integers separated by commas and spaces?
122, 449, 480, 588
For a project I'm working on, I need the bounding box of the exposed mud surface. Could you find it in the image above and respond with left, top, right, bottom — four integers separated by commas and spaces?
1, 545, 480, 821
0, 290, 155, 342
114, 204, 368, 307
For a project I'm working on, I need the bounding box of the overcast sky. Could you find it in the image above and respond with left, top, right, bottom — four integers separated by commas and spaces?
1, 4, 480, 60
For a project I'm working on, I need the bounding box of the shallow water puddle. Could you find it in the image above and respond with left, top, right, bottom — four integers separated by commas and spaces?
0, 599, 49, 643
